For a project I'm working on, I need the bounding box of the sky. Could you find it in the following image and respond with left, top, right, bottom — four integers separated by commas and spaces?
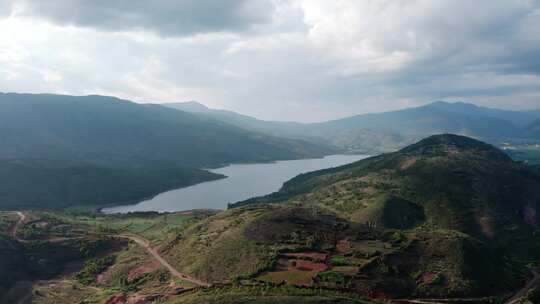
0, 0, 539, 122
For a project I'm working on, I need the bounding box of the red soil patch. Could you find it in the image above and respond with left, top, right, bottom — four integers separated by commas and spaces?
128, 260, 161, 281
281, 251, 328, 261
295, 260, 328, 271
336, 239, 350, 253
420, 272, 438, 284
368, 291, 393, 299
106, 294, 127, 304
276, 258, 327, 272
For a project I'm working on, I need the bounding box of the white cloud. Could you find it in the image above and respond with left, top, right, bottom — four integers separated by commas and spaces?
0, 0, 539, 122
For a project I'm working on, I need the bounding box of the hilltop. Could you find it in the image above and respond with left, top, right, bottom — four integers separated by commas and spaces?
167, 134, 540, 299
235, 134, 540, 241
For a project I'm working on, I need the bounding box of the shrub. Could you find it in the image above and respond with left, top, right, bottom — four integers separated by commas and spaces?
329, 256, 348, 266
75, 255, 115, 285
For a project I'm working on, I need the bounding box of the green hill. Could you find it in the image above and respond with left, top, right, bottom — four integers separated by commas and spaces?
0, 93, 331, 169
163, 134, 540, 299
236, 134, 540, 243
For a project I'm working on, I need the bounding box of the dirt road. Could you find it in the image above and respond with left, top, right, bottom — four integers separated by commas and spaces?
9, 211, 27, 242
505, 268, 540, 304
111, 233, 209, 287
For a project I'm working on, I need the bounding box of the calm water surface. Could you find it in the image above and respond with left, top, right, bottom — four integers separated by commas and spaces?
103, 154, 368, 213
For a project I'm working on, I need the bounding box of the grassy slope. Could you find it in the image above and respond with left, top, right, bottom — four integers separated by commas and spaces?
167, 285, 375, 304
3, 134, 540, 302
217, 135, 540, 298
1, 210, 379, 304
0, 210, 214, 303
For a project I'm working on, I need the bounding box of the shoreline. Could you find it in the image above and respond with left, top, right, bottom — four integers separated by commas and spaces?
96, 173, 228, 214
100, 154, 368, 214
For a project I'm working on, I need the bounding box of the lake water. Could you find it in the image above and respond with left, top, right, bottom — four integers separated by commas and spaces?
102, 154, 368, 213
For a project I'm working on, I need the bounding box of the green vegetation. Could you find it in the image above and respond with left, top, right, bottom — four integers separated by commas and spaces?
228, 134, 540, 298
0, 159, 224, 210
0, 235, 28, 296
317, 271, 349, 285
76, 256, 116, 285
0, 210, 211, 303
3, 134, 540, 303
55, 210, 214, 245
329, 256, 348, 266
167, 285, 376, 304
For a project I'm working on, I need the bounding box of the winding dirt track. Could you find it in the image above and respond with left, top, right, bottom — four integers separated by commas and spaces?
6, 212, 540, 301
505, 268, 540, 304
109, 233, 209, 287
8, 211, 208, 287
9, 211, 27, 242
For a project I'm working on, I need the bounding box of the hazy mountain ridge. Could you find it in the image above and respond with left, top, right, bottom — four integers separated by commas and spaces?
0, 93, 331, 169
164, 101, 309, 139
313, 102, 528, 138
165, 100, 540, 154
529, 118, 540, 137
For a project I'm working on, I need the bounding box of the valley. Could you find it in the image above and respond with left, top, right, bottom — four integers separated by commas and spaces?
1, 93, 540, 304
2, 135, 540, 304
2, 2, 540, 303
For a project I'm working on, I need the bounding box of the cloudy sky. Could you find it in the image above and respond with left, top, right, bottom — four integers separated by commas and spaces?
0, 0, 539, 122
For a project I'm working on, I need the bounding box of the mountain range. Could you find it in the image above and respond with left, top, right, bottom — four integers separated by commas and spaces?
0, 93, 330, 169
166, 100, 540, 153
1, 92, 539, 210
0, 93, 331, 209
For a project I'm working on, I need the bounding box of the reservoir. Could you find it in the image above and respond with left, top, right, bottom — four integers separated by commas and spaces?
102, 154, 368, 213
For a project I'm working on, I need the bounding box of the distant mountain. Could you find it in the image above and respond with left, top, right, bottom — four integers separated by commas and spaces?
167, 101, 540, 154
167, 100, 212, 113
529, 119, 540, 137
0, 93, 331, 169
428, 101, 540, 126
226, 134, 540, 298
165, 101, 307, 138
312, 101, 527, 139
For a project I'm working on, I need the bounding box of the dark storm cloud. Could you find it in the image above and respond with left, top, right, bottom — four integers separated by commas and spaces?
16, 0, 273, 36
